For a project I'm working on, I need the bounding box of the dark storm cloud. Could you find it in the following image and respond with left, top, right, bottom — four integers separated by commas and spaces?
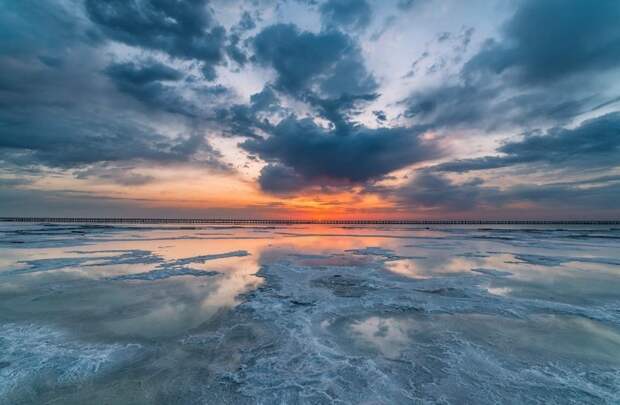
402, 0, 620, 131
0, 2, 229, 174
401, 71, 615, 132
240, 20, 433, 194
401, 81, 592, 130
0, 1, 100, 57
239, 21, 393, 190
222, 20, 379, 137
319, 0, 372, 31
201, 64, 217, 81
305, 92, 379, 135
104, 60, 183, 84
216, 21, 382, 186
252, 23, 376, 97
256, 164, 314, 194
401, 0, 620, 219
241, 116, 439, 192
2, 0, 618, 217
0, 108, 219, 169
225, 11, 256, 68
463, 0, 620, 85
103, 60, 199, 116
85, 0, 226, 73
215, 86, 281, 139
435, 112, 620, 173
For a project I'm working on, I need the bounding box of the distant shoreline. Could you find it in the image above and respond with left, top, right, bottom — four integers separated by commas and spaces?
1, 217, 619, 225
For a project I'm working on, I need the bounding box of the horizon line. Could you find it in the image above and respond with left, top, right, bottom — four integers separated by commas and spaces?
1, 217, 619, 225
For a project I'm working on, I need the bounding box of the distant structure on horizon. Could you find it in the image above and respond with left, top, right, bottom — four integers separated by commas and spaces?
1, 217, 619, 225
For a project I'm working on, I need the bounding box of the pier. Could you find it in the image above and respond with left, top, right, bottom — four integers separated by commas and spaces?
1, 217, 619, 225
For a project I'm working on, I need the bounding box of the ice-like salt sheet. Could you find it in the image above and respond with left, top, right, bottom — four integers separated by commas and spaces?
0, 323, 141, 402
0, 222, 619, 404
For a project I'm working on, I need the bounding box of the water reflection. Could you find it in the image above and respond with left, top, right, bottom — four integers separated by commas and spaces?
333, 311, 620, 375
0, 223, 619, 403
348, 316, 414, 358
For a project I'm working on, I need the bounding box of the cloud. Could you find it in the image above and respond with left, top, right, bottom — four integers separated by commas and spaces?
103, 59, 199, 116
463, 0, 620, 85
241, 115, 439, 192
319, 0, 372, 31
401, 0, 620, 131
0, 51, 226, 171
396, 0, 417, 11
236, 11, 256, 32
502, 181, 620, 211
237, 20, 435, 193
252, 23, 376, 97
223, 10, 258, 68
74, 165, 156, 186
85, 0, 227, 74
0, 1, 232, 177
305, 92, 379, 135
226, 33, 248, 67
0, 109, 221, 169
434, 112, 620, 172
256, 163, 314, 194
401, 70, 612, 132
235, 22, 398, 193
373, 110, 387, 122
0, 0, 100, 57
215, 86, 281, 139
395, 172, 487, 211
0, 177, 33, 188
392, 170, 620, 213
104, 59, 183, 84
2, 0, 619, 217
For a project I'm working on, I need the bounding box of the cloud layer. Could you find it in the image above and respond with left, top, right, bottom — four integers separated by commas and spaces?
1, 0, 619, 217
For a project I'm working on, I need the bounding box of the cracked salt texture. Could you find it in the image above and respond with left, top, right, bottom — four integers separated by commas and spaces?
0, 223, 619, 404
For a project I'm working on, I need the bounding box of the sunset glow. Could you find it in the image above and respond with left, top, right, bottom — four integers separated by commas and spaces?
1, 0, 619, 219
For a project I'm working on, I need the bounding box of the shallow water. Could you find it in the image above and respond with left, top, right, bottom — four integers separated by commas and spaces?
0, 222, 619, 404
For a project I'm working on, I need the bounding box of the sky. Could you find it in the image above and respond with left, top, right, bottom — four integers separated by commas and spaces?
1, 0, 619, 219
